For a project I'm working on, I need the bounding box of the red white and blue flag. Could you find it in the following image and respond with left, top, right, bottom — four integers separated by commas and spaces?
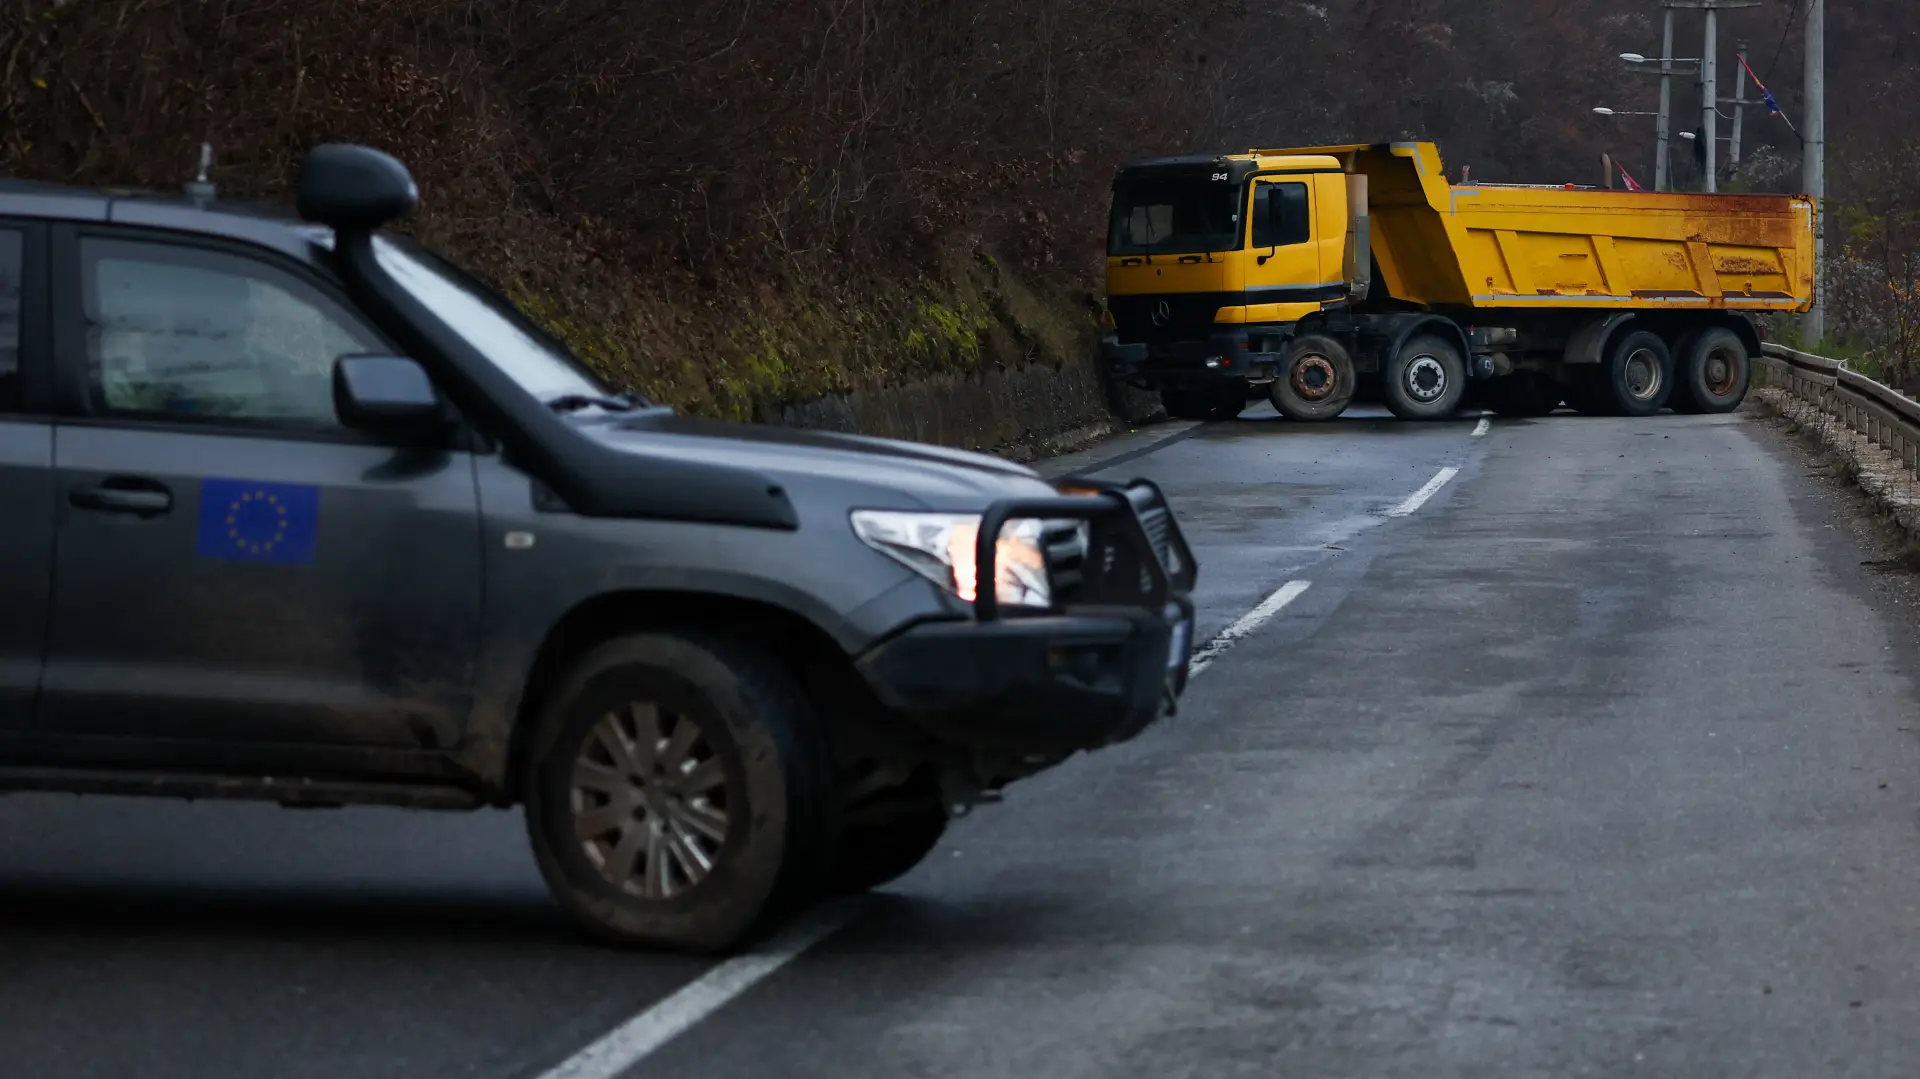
1737, 53, 1801, 138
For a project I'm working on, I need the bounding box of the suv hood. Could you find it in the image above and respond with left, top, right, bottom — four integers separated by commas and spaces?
585, 412, 1055, 509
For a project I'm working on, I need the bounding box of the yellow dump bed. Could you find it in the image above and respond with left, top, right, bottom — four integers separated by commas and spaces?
1279, 142, 1817, 314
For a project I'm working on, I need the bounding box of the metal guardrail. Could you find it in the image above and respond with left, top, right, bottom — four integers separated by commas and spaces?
1757, 343, 1920, 477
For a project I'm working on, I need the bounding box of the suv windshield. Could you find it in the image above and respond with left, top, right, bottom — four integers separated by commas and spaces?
1108, 179, 1242, 256
371, 235, 619, 405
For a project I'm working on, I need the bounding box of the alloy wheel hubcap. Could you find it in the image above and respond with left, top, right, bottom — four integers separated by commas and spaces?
570, 702, 730, 899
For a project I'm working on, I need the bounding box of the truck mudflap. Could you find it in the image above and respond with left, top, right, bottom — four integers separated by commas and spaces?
856, 479, 1199, 755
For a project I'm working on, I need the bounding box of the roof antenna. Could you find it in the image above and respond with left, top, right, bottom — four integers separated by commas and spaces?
184, 142, 216, 206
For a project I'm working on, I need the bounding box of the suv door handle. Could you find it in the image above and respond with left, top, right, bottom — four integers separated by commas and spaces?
70, 479, 173, 518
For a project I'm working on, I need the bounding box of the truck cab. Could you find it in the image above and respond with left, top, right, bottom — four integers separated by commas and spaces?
1103, 152, 1363, 421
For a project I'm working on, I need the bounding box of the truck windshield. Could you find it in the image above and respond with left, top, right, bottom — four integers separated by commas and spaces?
1108, 180, 1242, 256
371, 235, 620, 405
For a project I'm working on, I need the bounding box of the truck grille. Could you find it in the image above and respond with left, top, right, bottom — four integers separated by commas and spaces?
1108, 291, 1239, 344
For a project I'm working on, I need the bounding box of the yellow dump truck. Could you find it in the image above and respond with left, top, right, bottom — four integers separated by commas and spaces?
1101, 141, 1817, 421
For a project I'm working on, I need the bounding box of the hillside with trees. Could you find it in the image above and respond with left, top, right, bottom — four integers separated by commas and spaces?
1, 0, 1911, 429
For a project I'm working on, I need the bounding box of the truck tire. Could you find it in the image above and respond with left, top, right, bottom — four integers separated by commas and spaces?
1485, 372, 1562, 417
1269, 334, 1356, 421
830, 800, 949, 895
1673, 327, 1751, 414
523, 631, 837, 954
1603, 330, 1675, 416
1384, 334, 1468, 420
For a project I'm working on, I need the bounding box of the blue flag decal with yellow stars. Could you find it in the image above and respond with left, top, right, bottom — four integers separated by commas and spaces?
195, 478, 321, 565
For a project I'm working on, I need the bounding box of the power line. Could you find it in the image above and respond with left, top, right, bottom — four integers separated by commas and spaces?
1762, 0, 1801, 84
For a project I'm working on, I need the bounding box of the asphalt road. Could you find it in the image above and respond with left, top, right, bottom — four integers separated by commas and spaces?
9, 401, 1920, 1078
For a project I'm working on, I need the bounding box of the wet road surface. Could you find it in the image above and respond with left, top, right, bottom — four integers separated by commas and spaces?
9, 403, 1920, 1079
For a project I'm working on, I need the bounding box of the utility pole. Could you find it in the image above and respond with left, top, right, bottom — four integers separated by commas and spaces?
1701, 5, 1718, 191
1656, 7, 1676, 191
1728, 41, 1749, 172
1804, 0, 1827, 344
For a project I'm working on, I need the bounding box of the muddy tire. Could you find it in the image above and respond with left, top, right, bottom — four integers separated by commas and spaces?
523, 631, 837, 954
1604, 330, 1675, 416
1384, 333, 1468, 421
1673, 327, 1751, 414
1485, 372, 1562, 417
1269, 334, 1357, 422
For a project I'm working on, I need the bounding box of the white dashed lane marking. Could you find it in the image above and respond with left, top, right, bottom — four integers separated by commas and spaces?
1187, 580, 1312, 677
1386, 467, 1460, 518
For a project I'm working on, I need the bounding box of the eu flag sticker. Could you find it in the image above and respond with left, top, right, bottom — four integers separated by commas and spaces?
195, 478, 321, 565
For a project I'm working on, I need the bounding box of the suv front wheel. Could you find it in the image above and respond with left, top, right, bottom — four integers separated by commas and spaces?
522, 631, 838, 953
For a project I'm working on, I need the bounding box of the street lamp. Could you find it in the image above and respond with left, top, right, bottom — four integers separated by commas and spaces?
1594, 107, 1660, 117
1621, 52, 1702, 65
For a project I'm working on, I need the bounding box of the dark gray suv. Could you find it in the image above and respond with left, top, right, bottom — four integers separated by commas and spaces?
0, 145, 1198, 952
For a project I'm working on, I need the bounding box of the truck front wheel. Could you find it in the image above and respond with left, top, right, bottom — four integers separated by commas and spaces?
523, 631, 837, 953
1672, 328, 1751, 414
1604, 330, 1675, 416
1270, 334, 1357, 421
1384, 334, 1468, 420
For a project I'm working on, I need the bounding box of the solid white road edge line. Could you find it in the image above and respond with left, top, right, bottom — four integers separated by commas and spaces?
1386, 467, 1460, 518
1187, 580, 1312, 677
537, 900, 866, 1079
1472, 416, 1491, 438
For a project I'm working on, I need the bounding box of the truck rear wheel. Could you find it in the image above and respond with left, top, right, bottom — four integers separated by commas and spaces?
1270, 334, 1356, 421
1384, 334, 1467, 420
523, 631, 837, 953
1604, 330, 1675, 416
1673, 328, 1751, 414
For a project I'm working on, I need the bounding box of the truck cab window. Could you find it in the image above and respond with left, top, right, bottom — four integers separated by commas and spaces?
1252, 182, 1312, 248
1108, 180, 1242, 256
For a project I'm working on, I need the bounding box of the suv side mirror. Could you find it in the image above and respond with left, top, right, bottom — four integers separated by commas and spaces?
333, 354, 446, 437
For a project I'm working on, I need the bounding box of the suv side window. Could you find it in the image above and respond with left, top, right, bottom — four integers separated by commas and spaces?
0, 229, 22, 412
80, 237, 381, 429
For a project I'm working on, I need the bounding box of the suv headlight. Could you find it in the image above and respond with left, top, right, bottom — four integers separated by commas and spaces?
850, 510, 1051, 609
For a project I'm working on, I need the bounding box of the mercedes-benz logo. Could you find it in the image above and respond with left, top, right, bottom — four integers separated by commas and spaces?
1150, 300, 1172, 327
